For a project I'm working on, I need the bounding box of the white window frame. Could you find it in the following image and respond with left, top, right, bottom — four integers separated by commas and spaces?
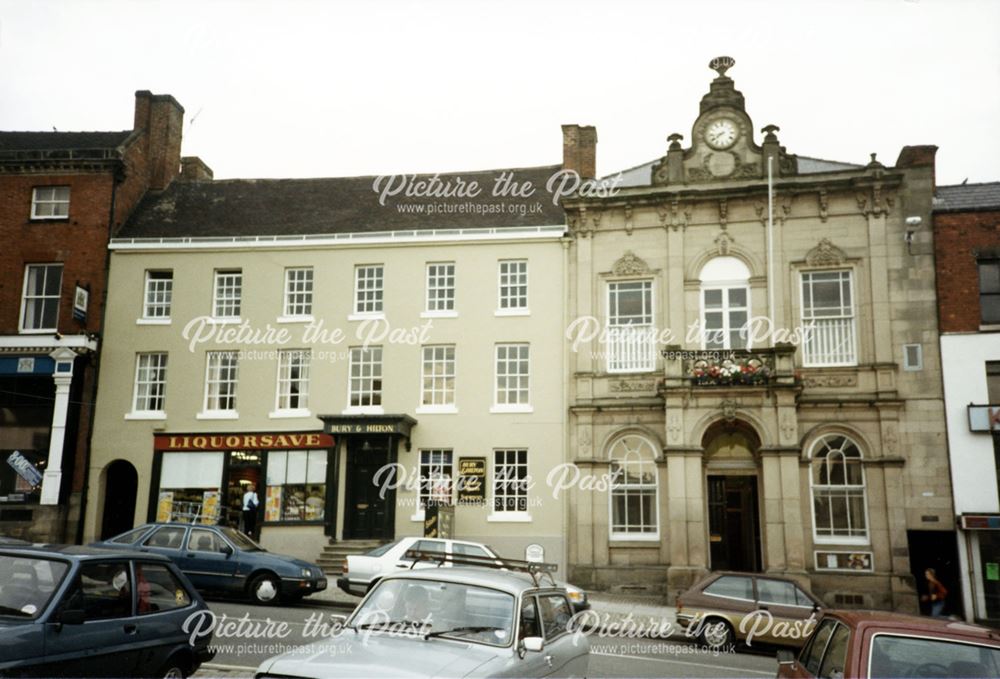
415, 449, 454, 517
199, 351, 239, 419
19, 263, 63, 333
345, 346, 383, 413
351, 264, 384, 318
496, 259, 529, 316
800, 269, 857, 367
423, 262, 457, 317
417, 345, 456, 413
809, 434, 870, 545
281, 267, 314, 321
608, 435, 660, 541
606, 279, 656, 373
140, 270, 173, 324
491, 343, 531, 413
30, 186, 70, 219
489, 448, 531, 522
126, 352, 168, 419
271, 349, 311, 417
212, 269, 242, 321
699, 256, 752, 350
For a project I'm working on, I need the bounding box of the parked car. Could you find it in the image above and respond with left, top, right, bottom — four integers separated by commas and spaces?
92, 522, 326, 605
776, 610, 1000, 678
337, 536, 589, 613
675, 571, 822, 648
257, 565, 589, 678
0, 543, 213, 678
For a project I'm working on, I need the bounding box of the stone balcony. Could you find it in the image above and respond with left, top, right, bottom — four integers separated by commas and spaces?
660, 344, 799, 391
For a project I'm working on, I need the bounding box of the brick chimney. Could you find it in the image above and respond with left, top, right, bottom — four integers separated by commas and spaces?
134, 90, 184, 190
562, 124, 598, 179
180, 156, 214, 181
895, 145, 938, 189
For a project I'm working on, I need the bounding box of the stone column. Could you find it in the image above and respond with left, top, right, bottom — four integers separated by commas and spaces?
40, 348, 77, 506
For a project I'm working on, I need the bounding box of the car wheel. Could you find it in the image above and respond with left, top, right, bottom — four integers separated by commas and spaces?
249, 573, 281, 605
156, 658, 188, 679
700, 618, 734, 648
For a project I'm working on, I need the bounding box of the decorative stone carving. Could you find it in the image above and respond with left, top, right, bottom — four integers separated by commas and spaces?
856, 181, 895, 217
720, 399, 738, 423
718, 198, 728, 228
882, 423, 899, 455
714, 230, 733, 256
660, 199, 691, 231
609, 379, 656, 393
579, 427, 592, 456
780, 413, 797, 443
802, 374, 858, 388
624, 204, 633, 236
818, 190, 829, 223
805, 238, 847, 267
667, 413, 682, 444
612, 251, 652, 276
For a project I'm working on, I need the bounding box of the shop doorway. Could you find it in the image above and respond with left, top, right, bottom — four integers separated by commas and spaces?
344, 438, 392, 539
908, 529, 963, 618
708, 475, 762, 572
100, 460, 138, 540
226, 450, 262, 534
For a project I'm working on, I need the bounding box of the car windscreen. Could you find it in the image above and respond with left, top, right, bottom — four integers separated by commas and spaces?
109, 526, 151, 544
869, 634, 1000, 678
218, 526, 262, 551
351, 578, 516, 647
0, 555, 69, 619
366, 539, 401, 557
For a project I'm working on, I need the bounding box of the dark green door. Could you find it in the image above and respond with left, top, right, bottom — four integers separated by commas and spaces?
708, 475, 761, 572
344, 439, 391, 539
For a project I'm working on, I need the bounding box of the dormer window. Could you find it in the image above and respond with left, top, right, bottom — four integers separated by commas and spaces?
31, 186, 70, 219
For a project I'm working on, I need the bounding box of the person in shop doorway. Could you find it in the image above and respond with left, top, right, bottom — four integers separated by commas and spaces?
921, 568, 948, 617
242, 483, 260, 540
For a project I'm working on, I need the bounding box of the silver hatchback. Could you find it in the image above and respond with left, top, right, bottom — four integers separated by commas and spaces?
256, 567, 589, 678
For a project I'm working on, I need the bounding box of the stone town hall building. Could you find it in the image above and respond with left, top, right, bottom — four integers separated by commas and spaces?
561, 58, 951, 612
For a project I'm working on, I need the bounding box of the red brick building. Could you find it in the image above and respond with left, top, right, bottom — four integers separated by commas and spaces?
933, 182, 1000, 623
0, 91, 204, 542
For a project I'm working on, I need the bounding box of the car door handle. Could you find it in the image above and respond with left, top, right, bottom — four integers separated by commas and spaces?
544, 655, 553, 668
123, 624, 138, 635
757, 604, 769, 611
186, 553, 196, 557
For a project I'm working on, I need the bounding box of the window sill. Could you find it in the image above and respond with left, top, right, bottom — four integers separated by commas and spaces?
609, 534, 661, 543
341, 406, 385, 415
29, 217, 70, 223
606, 367, 657, 375
487, 512, 532, 523
196, 410, 239, 420
136, 318, 172, 326
206, 317, 242, 325
269, 409, 313, 419
800, 362, 858, 369
18, 328, 57, 335
124, 411, 167, 421
348, 312, 385, 322
978, 324, 1000, 332
421, 310, 458, 319
277, 315, 314, 324
494, 309, 530, 317
415, 405, 458, 415
812, 536, 871, 546
490, 405, 533, 414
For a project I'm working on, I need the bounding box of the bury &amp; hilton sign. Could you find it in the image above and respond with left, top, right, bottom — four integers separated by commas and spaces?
154, 432, 334, 451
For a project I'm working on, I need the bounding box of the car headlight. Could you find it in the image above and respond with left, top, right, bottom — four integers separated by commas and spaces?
567, 589, 585, 603
301, 568, 312, 578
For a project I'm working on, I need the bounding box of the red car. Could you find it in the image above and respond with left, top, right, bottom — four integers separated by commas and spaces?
776, 610, 1000, 678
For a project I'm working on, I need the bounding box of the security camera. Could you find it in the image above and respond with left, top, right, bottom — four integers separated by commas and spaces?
905, 216, 922, 227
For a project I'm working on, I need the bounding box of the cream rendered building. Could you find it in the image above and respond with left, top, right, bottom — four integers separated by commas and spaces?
561, 58, 952, 611
83, 165, 571, 570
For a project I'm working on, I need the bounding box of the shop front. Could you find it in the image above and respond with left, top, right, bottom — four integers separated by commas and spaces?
148, 431, 335, 535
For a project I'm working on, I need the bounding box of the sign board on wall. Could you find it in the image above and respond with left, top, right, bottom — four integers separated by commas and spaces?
73, 285, 89, 323
154, 432, 334, 451
457, 457, 486, 504
6, 451, 43, 488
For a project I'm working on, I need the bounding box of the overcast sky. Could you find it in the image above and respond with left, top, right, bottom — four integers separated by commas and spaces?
1, 0, 998, 185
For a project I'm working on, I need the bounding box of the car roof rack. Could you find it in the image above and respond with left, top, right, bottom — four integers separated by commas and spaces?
402, 549, 559, 588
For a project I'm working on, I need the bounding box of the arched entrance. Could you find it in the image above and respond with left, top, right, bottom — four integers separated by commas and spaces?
703, 420, 762, 572
100, 460, 138, 540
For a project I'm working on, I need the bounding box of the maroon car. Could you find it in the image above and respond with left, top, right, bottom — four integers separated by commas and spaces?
776, 610, 1000, 678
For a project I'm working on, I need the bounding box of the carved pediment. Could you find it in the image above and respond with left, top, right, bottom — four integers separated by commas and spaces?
805, 238, 847, 267
612, 251, 651, 276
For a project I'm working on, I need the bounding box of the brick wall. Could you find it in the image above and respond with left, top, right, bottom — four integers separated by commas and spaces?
934, 209, 1000, 332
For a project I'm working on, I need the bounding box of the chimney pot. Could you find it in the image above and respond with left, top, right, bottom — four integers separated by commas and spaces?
561, 124, 598, 179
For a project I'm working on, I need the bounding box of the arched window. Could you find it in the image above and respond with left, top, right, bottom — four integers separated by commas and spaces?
810, 434, 868, 542
699, 256, 751, 350
609, 435, 659, 539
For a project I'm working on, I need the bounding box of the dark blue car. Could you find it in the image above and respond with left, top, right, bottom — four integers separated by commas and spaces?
0, 544, 213, 678
92, 523, 327, 605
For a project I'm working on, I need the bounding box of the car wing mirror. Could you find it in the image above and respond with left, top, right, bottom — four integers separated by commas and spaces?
776, 649, 796, 666
220, 545, 234, 556
522, 636, 544, 653
58, 609, 86, 625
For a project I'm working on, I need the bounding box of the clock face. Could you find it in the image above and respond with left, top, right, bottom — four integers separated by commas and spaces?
705, 119, 738, 150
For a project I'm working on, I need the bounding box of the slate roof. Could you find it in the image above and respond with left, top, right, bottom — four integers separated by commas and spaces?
604, 154, 862, 188
118, 165, 567, 238
0, 131, 132, 152
934, 183, 1000, 212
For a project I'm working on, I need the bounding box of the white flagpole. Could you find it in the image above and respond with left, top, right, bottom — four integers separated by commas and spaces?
767, 156, 775, 334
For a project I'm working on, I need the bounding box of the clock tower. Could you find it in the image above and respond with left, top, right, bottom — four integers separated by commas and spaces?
652, 56, 797, 185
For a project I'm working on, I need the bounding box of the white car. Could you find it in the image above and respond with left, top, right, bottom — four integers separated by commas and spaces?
337, 537, 589, 613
